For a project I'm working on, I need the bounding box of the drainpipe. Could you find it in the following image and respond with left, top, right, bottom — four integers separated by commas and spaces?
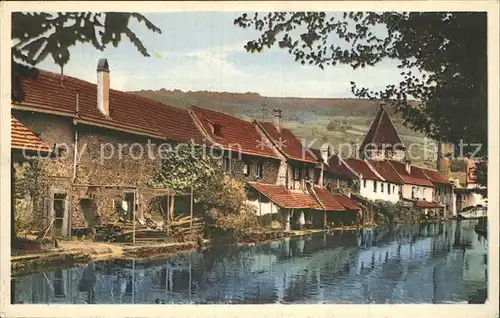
69, 91, 80, 240
72, 91, 79, 181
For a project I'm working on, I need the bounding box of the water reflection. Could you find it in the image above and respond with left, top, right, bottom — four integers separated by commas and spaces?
12, 220, 488, 304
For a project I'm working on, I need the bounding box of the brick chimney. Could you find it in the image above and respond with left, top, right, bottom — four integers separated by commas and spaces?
273, 109, 282, 132
97, 58, 110, 116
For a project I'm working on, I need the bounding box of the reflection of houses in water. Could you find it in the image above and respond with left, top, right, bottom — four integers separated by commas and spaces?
13, 221, 487, 304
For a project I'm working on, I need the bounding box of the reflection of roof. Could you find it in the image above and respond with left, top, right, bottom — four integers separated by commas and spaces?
387, 160, 434, 187
360, 105, 406, 150
248, 183, 322, 209
416, 201, 444, 208
190, 106, 280, 159
368, 160, 403, 184
256, 121, 317, 164
344, 158, 382, 181
15, 69, 205, 143
11, 116, 51, 153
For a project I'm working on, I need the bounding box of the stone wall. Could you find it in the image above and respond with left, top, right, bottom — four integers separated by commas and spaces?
12, 110, 173, 231
230, 154, 281, 184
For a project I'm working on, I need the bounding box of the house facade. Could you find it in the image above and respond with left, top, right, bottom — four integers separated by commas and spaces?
11, 60, 207, 237
11, 59, 363, 237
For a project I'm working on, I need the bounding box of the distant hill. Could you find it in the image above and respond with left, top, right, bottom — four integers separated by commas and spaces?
130, 89, 436, 168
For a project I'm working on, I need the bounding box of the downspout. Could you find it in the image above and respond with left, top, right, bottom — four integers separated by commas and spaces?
69, 91, 79, 240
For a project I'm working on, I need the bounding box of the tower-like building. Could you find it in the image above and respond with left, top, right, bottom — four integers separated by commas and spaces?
359, 102, 407, 162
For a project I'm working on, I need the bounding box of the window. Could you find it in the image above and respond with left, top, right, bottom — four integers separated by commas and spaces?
381, 182, 384, 193
423, 188, 426, 200
254, 161, 263, 178
223, 156, 231, 172
388, 183, 391, 194
210, 123, 222, 136
363, 179, 367, 188
293, 166, 301, 180
373, 181, 377, 193
411, 186, 416, 199
243, 161, 249, 175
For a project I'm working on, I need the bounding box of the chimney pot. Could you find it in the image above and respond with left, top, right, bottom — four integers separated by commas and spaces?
320, 143, 330, 163
97, 58, 110, 116
273, 109, 282, 132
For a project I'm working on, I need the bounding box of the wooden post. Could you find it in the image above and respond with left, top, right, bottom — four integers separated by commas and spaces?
166, 195, 170, 237
323, 210, 327, 229
190, 186, 194, 237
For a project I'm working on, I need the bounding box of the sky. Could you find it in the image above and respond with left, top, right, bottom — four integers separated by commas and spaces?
35, 12, 407, 98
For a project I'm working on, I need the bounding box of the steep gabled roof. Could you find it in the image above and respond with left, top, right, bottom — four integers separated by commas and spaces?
14, 69, 205, 144
361, 105, 406, 150
11, 116, 52, 153
344, 158, 383, 181
387, 160, 434, 187
256, 121, 317, 164
189, 106, 280, 159
368, 160, 404, 184
420, 167, 451, 186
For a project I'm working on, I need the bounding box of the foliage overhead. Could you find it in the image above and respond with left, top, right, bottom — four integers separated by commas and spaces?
12, 12, 161, 102
234, 12, 487, 154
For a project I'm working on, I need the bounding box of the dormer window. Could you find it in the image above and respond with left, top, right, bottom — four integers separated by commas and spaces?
210, 122, 222, 136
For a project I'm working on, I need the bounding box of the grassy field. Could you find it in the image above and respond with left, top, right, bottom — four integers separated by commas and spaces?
132, 89, 437, 168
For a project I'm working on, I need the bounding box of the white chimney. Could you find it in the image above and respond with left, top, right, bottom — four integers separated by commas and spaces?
320, 143, 330, 163
97, 58, 110, 116
405, 159, 411, 174
273, 109, 282, 132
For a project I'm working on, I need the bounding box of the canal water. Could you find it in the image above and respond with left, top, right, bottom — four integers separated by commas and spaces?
12, 220, 488, 304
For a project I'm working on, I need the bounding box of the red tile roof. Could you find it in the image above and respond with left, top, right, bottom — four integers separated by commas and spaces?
326, 155, 356, 179
333, 194, 361, 211
387, 160, 434, 187
313, 188, 347, 211
11, 116, 51, 153
189, 106, 280, 159
256, 121, 317, 164
368, 160, 403, 184
361, 105, 406, 150
15, 69, 205, 144
314, 188, 360, 211
420, 167, 451, 185
248, 183, 322, 209
416, 200, 444, 208
344, 158, 383, 181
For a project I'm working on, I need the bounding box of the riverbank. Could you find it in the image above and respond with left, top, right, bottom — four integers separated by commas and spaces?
11, 226, 369, 277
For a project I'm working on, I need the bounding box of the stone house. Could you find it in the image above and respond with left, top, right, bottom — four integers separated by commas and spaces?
10, 116, 53, 237
188, 106, 361, 230
420, 167, 455, 218
12, 59, 361, 236
11, 59, 206, 237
